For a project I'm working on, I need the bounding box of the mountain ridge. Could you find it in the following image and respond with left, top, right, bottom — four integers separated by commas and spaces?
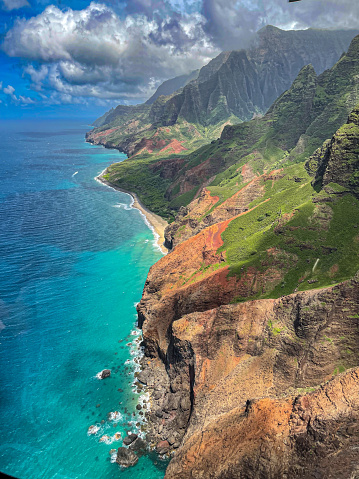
86, 26, 358, 158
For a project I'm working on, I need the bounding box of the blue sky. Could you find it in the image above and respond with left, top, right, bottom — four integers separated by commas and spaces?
0, 0, 358, 119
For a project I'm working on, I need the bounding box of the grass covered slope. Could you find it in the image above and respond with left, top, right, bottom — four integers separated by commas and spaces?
221, 164, 359, 299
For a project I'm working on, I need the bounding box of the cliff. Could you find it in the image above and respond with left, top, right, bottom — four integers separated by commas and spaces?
91, 32, 359, 478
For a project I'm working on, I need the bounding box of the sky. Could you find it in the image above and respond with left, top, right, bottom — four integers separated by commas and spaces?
0, 0, 358, 119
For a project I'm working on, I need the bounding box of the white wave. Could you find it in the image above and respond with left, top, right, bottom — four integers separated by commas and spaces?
87, 424, 100, 436
99, 434, 112, 444
108, 411, 122, 421
72, 171, 78, 177
112, 203, 132, 211
93, 170, 166, 255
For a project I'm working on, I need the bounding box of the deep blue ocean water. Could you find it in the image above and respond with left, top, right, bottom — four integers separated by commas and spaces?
0, 119, 167, 479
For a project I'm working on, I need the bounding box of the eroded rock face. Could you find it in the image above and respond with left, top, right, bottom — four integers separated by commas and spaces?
165, 368, 359, 479
138, 270, 359, 476
307, 105, 359, 195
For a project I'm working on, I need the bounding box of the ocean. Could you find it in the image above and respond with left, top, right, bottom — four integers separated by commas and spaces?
0, 119, 167, 479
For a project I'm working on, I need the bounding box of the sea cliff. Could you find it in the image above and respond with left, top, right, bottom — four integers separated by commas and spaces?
88, 34, 359, 478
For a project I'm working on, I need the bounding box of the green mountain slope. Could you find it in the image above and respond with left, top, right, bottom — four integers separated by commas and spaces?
101, 34, 359, 221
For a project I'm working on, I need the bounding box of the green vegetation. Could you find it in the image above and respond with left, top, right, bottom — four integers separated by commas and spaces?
105, 156, 173, 219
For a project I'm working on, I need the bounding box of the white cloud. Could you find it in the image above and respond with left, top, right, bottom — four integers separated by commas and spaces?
2, 2, 218, 104
3, 84, 15, 95
1, 0, 29, 11
2, 0, 358, 106
2, 84, 35, 104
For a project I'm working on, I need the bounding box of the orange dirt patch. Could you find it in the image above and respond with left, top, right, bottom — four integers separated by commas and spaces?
92, 128, 118, 139
159, 139, 187, 154
241, 163, 255, 182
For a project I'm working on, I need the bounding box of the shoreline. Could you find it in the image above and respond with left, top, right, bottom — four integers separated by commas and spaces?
95, 169, 169, 255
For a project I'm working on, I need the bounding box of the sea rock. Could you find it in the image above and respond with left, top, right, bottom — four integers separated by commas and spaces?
116, 447, 138, 468
98, 369, 111, 379
87, 425, 99, 435
123, 433, 138, 446
99, 435, 110, 443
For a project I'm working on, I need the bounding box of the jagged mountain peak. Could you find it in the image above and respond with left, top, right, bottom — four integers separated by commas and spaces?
307, 104, 359, 195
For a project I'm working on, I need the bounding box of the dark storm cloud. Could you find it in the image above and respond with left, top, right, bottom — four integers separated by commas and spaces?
1, 0, 358, 107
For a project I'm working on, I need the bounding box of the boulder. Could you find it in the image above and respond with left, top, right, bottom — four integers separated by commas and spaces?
116, 447, 138, 468
137, 371, 148, 385
156, 440, 170, 454
123, 433, 138, 446
129, 437, 147, 456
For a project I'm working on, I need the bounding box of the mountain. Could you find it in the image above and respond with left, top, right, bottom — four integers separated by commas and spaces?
86, 26, 358, 156
101, 34, 359, 222
145, 70, 199, 105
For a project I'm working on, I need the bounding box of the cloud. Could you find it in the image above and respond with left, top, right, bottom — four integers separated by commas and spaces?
2, 2, 218, 105
202, 0, 359, 50
3, 84, 15, 95
2, 84, 35, 104
1, 0, 29, 11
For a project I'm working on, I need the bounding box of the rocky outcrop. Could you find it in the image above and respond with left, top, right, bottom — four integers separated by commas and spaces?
97, 369, 111, 379
116, 447, 139, 468
138, 271, 359, 477
122, 433, 138, 446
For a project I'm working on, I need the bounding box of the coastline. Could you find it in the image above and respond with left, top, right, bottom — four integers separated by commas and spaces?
95, 169, 169, 255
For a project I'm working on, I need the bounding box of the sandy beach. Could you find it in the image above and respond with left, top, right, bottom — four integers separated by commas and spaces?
95, 171, 169, 254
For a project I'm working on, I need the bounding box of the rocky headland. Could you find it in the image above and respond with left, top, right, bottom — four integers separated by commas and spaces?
89, 32, 359, 478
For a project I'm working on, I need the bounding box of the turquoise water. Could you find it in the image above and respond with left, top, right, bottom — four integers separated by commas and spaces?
0, 119, 167, 479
